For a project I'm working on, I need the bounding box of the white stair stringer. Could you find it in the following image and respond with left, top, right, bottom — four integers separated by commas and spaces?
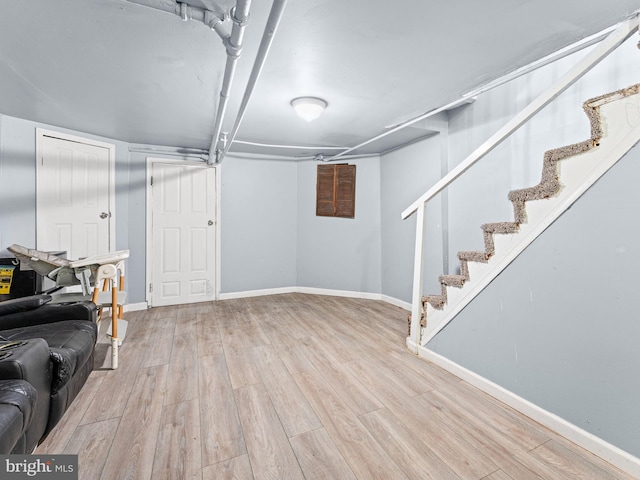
414, 85, 640, 349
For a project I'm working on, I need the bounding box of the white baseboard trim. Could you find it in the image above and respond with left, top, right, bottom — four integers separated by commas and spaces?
295, 286, 381, 300
218, 287, 298, 300
123, 302, 148, 312
218, 286, 411, 311
409, 341, 640, 478
381, 295, 411, 311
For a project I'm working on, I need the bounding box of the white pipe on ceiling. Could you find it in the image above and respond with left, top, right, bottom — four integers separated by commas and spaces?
129, 144, 209, 159
207, 0, 252, 163
216, 0, 289, 164
321, 19, 629, 163
126, 0, 252, 166
126, 0, 228, 36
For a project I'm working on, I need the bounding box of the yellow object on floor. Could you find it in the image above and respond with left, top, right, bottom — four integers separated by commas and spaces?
0, 266, 15, 294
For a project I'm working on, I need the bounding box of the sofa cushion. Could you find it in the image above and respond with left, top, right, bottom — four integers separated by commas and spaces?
0, 379, 38, 454
0, 379, 37, 425
0, 339, 51, 453
0, 404, 26, 454
0, 295, 52, 317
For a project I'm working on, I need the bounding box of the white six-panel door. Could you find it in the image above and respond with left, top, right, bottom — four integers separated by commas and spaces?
36, 131, 114, 259
149, 161, 216, 307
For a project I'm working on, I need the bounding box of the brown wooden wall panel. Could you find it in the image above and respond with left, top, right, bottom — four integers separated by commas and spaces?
335, 165, 355, 218
316, 164, 355, 218
316, 164, 336, 216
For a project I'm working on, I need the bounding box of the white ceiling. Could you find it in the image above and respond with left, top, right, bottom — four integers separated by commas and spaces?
0, 0, 638, 160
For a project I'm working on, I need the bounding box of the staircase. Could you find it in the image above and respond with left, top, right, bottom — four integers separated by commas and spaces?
411, 83, 640, 347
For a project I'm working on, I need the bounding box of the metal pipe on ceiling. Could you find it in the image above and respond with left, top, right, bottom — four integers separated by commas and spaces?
216, 0, 289, 164
205, 10, 228, 38
179, 1, 189, 20
320, 97, 472, 163
129, 144, 209, 160
319, 19, 627, 164
125, 0, 228, 39
207, 0, 252, 164
126, 0, 252, 166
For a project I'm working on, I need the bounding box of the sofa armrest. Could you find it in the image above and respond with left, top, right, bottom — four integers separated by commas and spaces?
0, 301, 97, 331
0, 295, 52, 317
0, 339, 52, 391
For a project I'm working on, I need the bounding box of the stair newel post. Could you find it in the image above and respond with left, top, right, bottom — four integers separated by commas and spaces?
409, 203, 426, 352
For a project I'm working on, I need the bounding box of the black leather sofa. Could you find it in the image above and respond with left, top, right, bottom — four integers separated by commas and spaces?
0, 295, 98, 453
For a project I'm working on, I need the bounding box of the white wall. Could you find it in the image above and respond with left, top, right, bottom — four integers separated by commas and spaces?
380, 137, 443, 303
0, 115, 38, 252
296, 157, 382, 294
220, 155, 384, 297
219, 156, 298, 294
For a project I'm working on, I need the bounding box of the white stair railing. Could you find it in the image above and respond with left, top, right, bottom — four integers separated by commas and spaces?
403, 14, 639, 351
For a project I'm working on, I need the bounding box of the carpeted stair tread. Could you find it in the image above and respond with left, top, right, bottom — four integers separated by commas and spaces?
458, 251, 490, 262
458, 251, 490, 278
482, 222, 520, 234
423, 295, 446, 310
481, 222, 520, 256
439, 274, 466, 287
421, 284, 447, 310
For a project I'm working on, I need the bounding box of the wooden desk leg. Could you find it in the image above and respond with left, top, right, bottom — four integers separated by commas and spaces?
118, 273, 125, 320
111, 284, 118, 369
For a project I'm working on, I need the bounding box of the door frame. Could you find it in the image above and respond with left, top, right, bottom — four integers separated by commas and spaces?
145, 157, 221, 307
35, 128, 116, 253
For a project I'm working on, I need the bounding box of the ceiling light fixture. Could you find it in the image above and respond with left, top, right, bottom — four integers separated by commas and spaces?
291, 97, 327, 122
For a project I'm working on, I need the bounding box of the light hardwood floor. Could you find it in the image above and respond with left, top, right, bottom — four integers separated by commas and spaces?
36, 294, 633, 479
